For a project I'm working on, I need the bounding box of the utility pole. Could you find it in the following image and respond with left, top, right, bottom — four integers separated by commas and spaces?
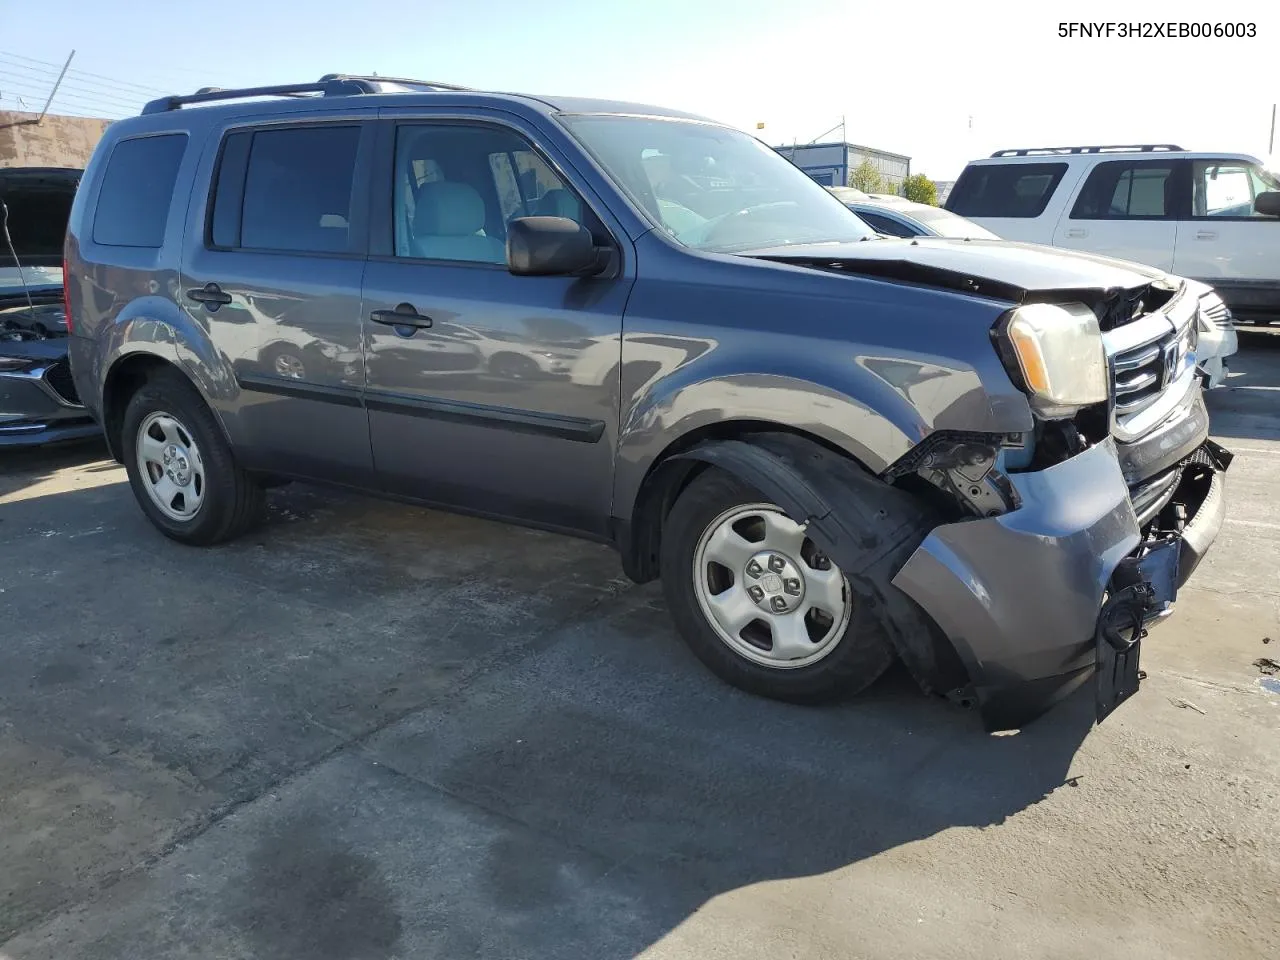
1270, 103, 1276, 159
37, 50, 75, 123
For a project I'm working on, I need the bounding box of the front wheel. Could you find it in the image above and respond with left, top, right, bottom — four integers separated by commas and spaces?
121, 369, 265, 545
660, 468, 894, 703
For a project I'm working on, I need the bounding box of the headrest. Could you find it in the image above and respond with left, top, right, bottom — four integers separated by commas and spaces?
414, 181, 485, 236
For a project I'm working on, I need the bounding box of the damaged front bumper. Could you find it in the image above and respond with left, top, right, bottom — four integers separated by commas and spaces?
891, 435, 1231, 732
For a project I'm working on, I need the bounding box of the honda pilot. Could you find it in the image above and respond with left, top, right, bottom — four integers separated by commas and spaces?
64, 76, 1231, 730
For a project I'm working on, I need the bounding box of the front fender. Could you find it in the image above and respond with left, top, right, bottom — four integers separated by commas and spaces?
613, 359, 1031, 522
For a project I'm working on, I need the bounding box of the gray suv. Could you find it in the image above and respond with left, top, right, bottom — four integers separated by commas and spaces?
65, 75, 1231, 730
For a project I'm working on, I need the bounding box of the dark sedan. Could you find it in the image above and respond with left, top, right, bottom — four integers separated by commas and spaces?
1, 166, 100, 448
1, 287, 99, 447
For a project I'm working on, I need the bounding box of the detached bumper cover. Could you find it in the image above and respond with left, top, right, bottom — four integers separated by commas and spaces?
892, 437, 1229, 731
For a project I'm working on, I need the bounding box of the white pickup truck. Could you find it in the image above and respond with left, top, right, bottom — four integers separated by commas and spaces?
946, 145, 1280, 323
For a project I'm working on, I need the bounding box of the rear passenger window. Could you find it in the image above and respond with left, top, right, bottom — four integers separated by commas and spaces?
210, 126, 360, 254
93, 134, 187, 247
1070, 160, 1178, 219
946, 162, 1067, 218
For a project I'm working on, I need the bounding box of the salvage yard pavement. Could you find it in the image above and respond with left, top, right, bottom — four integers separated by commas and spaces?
2, 333, 1279, 960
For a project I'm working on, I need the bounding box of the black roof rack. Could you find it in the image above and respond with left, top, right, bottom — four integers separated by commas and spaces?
318, 73, 473, 92
142, 74, 472, 115
990, 144, 1186, 158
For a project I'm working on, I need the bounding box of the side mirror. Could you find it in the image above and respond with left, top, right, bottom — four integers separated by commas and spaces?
506, 217, 602, 276
1254, 191, 1280, 217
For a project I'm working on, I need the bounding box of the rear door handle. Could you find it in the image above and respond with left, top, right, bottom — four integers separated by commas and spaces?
370, 303, 434, 330
1195, 230, 1218, 240
1065, 228, 1088, 238
186, 282, 232, 307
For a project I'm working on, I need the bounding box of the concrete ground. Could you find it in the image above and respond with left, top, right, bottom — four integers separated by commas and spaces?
1, 333, 1279, 960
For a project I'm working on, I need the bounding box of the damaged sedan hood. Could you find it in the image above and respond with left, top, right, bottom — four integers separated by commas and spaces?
744, 237, 1177, 304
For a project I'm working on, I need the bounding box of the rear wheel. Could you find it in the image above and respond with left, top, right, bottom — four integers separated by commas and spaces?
121, 369, 264, 545
660, 468, 895, 703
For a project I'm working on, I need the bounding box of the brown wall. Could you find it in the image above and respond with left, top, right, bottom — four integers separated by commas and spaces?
0, 111, 112, 170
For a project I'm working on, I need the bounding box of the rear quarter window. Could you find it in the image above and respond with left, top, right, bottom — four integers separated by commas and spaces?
92, 134, 188, 247
946, 162, 1068, 219
856, 210, 917, 237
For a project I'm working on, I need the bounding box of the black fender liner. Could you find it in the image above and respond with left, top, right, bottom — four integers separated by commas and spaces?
670, 434, 970, 700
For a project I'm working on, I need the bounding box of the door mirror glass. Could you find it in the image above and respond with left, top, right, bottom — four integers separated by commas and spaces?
506, 217, 601, 276
1254, 191, 1280, 217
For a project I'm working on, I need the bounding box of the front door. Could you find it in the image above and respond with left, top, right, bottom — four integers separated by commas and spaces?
1052, 158, 1186, 270
361, 116, 633, 535
1173, 158, 1280, 303
181, 119, 375, 485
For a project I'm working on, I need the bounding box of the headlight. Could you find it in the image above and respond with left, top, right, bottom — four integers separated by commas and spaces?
998, 302, 1107, 418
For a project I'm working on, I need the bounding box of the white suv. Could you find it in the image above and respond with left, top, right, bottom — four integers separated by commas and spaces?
946, 145, 1280, 321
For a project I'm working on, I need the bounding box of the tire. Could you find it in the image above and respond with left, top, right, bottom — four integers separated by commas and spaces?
660, 467, 895, 704
120, 368, 265, 546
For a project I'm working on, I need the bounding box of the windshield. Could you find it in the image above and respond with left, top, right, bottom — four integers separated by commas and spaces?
0, 265, 63, 295
909, 206, 1001, 239
561, 115, 876, 252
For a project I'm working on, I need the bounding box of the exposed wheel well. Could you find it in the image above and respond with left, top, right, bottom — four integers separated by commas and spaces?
101, 355, 195, 462
618, 420, 867, 584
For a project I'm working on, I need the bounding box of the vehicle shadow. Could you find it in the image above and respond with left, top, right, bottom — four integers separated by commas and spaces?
1204, 327, 1280, 443
0, 438, 112, 499
0, 461, 1099, 958
359, 591, 1100, 959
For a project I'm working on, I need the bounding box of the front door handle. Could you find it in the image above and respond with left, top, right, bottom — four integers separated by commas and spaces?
1195, 230, 1218, 240
1065, 228, 1088, 238
186, 282, 233, 307
370, 303, 434, 330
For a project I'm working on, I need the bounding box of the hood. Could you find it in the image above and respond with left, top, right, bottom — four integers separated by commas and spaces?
0, 167, 81, 270
746, 237, 1178, 317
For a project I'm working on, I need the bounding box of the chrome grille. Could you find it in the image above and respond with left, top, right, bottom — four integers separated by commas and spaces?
1112, 338, 1168, 414
1109, 316, 1196, 419
1104, 283, 1199, 441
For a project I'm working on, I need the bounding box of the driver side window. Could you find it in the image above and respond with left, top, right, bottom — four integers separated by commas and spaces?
1193, 160, 1273, 218
392, 124, 585, 264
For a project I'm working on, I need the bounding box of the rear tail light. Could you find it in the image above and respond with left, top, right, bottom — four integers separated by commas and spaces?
62, 257, 73, 334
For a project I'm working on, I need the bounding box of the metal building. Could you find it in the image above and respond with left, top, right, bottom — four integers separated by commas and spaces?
773, 142, 912, 192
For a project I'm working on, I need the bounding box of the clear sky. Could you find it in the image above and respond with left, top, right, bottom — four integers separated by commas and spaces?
2, 0, 1276, 180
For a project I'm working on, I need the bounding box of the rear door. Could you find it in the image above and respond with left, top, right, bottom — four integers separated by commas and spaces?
360, 110, 634, 535
180, 117, 375, 485
1051, 159, 1186, 270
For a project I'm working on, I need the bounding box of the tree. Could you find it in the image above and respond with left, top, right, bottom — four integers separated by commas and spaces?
848, 159, 884, 193
902, 173, 939, 206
